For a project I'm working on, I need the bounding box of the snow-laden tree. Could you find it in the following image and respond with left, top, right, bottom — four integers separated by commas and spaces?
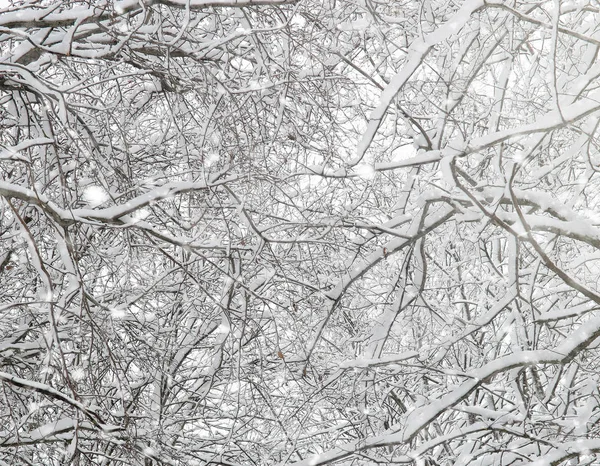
2, 0, 600, 464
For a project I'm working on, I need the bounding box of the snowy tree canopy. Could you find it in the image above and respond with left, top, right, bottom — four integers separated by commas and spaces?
2, 0, 600, 464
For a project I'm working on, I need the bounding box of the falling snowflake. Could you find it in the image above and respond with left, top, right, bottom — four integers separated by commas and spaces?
83, 186, 109, 207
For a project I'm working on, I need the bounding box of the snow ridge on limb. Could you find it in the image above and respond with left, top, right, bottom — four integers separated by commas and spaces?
302, 204, 455, 366
354, 0, 485, 165
0, 0, 297, 29
0, 174, 238, 225
149, 0, 297, 7
337, 352, 419, 369
306, 86, 600, 179
324, 206, 454, 302
463, 90, 600, 156
0, 138, 54, 161
0, 419, 95, 447
524, 439, 600, 466
294, 310, 600, 466
0, 371, 119, 432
